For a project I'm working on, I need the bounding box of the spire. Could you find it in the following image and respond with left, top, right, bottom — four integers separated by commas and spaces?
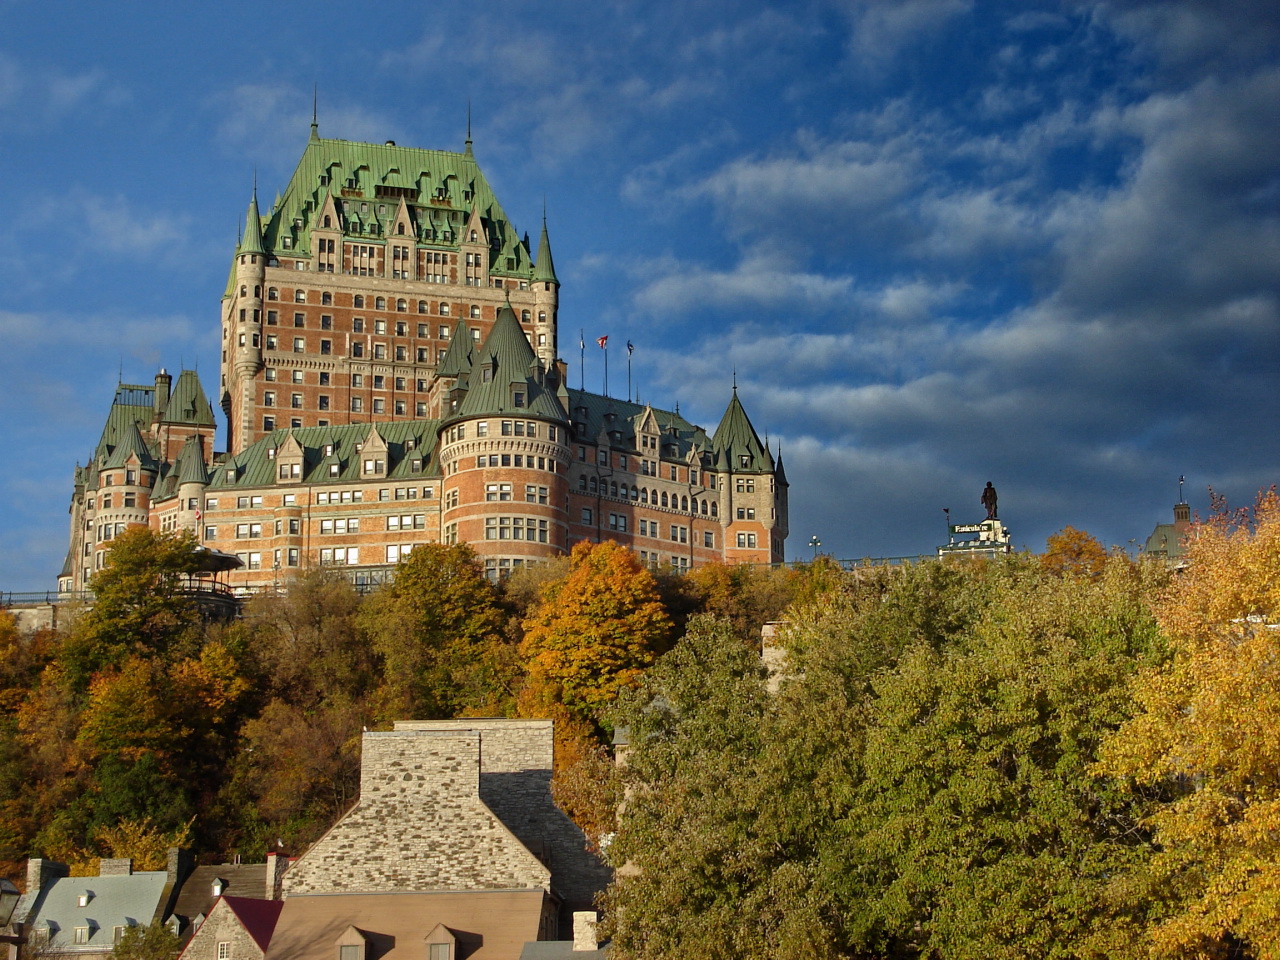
239, 188, 265, 256
310, 85, 319, 140
464, 100, 473, 158
533, 212, 558, 285
712, 390, 769, 473
454, 303, 565, 421
435, 319, 475, 380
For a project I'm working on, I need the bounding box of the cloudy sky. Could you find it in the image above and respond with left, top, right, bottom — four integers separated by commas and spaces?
2, 0, 1278, 589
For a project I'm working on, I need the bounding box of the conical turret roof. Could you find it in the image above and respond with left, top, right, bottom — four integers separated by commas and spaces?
239, 191, 265, 256
163, 370, 217, 426
711, 389, 771, 473
436, 319, 475, 380
103, 421, 158, 471
175, 435, 210, 486
533, 218, 558, 285
454, 303, 566, 422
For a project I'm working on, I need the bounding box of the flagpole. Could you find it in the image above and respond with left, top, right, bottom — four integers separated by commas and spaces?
627, 341, 633, 401
604, 343, 609, 398
579, 329, 585, 391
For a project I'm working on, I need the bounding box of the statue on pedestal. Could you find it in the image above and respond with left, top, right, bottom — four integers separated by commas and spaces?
981, 481, 998, 521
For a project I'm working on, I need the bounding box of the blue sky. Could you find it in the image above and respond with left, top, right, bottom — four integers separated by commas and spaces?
2, 0, 1278, 589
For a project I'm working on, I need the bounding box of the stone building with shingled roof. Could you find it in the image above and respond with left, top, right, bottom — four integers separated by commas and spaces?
63, 127, 787, 592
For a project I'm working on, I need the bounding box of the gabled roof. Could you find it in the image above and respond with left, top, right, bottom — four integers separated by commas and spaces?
259, 135, 533, 277
172, 864, 274, 927
163, 371, 217, 427
221, 897, 283, 951
454, 304, 566, 422
208, 420, 440, 490
711, 390, 772, 474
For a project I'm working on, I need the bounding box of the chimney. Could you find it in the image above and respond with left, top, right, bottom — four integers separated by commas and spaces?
25, 859, 68, 895
265, 853, 289, 899
98, 859, 133, 877
154, 369, 172, 420
166, 848, 193, 886
572, 912, 597, 952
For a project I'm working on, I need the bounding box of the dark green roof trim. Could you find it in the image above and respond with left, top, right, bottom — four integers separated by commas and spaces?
208, 420, 441, 490
103, 422, 159, 471
453, 304, 566, 422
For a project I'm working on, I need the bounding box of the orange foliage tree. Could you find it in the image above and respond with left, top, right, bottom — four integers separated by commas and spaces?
1041, 525, 1109, 578
520, 541, 673, 721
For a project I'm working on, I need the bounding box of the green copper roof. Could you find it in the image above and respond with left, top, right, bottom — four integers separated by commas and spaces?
209, 420, 440, 490
435, 319, 474, 380
94, 384, 154, 464
164, 370, 217, 427
533, 219, 558, 285
103, 421, 159, 471
176, 435, 210, 485
564, 389, 710, 460
239, 192, 265, 256
260, 135, 533, 274
711, 390, 772, 474
454, 304, 566, 422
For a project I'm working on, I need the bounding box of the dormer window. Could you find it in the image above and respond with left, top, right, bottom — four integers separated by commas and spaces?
77, 892, 92, 907
212, 878, 226, 897
513, 391, 525, 408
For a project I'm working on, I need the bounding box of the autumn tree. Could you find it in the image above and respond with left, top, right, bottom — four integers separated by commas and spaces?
361, 543, 513, 720
684, 561, 800, 641
111, 921, 182, 960
520, 541, 673, 722
1041, 525, 1109, 578
1099, 489, 1280, 958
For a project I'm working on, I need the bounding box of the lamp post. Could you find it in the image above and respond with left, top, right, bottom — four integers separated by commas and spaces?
808, 535, 822, 561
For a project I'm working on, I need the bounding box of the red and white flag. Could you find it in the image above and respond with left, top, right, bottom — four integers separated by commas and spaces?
596, 335, 608, 349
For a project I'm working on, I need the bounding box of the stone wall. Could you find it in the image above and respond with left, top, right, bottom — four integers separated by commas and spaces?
180, 901, 266, 960
281, 730, 550, 897
395, 720, 612, 913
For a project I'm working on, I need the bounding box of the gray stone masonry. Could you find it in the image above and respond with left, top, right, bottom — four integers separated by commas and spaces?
395, 720, 613, 914
282, 730, 551, 897
180, 900, 266, 960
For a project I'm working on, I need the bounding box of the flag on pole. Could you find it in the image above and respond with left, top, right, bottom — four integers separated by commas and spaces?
597, 335, 609, 349
579, 332, 585, 350
627, 340, 634, 355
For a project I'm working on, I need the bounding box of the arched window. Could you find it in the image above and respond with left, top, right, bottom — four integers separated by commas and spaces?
631, 486, 639, 501
240, 285, 247, 296
397, 223, 405, 235
589, 477, 598, 493
661, 492, 669, 508
376, 297, 386, 310
700, 500, 708, 515
440, 303, 450, 316
253, 285, 261, 297
711, 502, 718, 518
323, 215, 331, 228
579, 475, 587, 491
397, 299, 407, 312
470, 230, 477, 241
267, 287, 278, 300
681, 495, 689, 512
620, 484, 628, 500
611, 482, 618, 498
418, 300, 427, 313
642, 488, 649, 504
354, 295, 364, 308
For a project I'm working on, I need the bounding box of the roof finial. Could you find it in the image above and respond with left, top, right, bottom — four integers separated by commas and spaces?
310, 85, 319, 140
732, 367, 738, 392
467, 99, 472, 141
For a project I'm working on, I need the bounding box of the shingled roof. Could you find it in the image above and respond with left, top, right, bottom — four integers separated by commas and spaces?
711, 389, 772, 474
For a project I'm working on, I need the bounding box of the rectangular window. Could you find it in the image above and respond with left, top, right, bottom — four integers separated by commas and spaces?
293, 337, 304, 352
74, 928, 90, 945
704, 531, 714, 548
582, 507, 593, 525
217, 943, 231, 960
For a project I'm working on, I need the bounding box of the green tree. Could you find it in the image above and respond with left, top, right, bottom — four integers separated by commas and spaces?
60, 529, 203, 694
111, 921, 182, 960
607, 556, 1168, 960
520, 541, 673, 721
361, 543, 513, 719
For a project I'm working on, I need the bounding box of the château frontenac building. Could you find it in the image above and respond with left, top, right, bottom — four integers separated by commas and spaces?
62, 126, 787, 591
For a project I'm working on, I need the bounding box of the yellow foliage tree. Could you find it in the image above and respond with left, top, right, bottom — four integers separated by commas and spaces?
519, 541, 672, 719
1100, 489, 1280, 957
